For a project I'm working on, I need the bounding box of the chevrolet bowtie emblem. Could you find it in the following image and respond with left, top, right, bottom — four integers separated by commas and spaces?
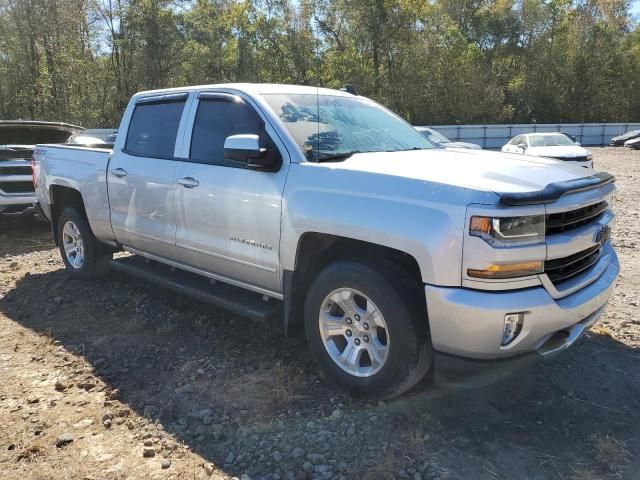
594, 225, 610, 244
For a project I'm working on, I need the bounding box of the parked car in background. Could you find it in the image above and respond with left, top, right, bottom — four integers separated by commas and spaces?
625, 137, 640, 150
34, 83, 618, 399
610, 129, 640, 146
68, 129, 117, 146
0, 120, 82, 215
69, 135, 107, 145
502, 133, 593, 168
415, 126, 482, 150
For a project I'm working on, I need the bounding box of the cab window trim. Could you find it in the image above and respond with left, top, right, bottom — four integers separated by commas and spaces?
124, 96, 188, 159
135, 92, 189, 105
185, 96, 281, 170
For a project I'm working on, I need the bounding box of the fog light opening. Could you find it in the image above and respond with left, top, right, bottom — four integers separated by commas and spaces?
502, 313, 524, 346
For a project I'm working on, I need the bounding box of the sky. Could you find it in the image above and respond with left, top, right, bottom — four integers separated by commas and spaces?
633, 0, 640, 18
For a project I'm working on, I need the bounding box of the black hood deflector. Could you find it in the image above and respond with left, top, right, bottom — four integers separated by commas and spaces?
498, 172, 615, 206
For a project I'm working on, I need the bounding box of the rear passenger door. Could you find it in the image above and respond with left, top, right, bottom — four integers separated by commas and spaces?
108, 93, 189, 258
171, 91, 289, 295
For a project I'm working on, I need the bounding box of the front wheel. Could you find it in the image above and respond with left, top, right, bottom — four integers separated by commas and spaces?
304, 261, 433, 399
57, 207, 111, 279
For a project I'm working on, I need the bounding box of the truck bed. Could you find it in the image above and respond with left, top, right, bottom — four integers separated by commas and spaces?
34, 143, 114, 242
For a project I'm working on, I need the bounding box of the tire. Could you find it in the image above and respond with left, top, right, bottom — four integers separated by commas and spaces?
304, 261, 433, 399
57, 207, 111, 279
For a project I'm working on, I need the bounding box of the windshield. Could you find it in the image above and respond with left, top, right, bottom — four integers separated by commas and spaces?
528, 134, 575, 147
417, 128, 450, 145
263, 94, 434, 161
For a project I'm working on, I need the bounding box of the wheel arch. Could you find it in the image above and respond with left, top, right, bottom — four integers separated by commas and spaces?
283, 232, 426, 335
49, 185, 86, 246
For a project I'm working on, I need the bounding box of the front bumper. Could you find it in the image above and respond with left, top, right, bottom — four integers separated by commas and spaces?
426, 242, 619, 380
433, 304, 605, 385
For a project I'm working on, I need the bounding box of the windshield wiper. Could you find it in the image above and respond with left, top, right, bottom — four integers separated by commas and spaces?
394, 146, 431, 151
315, 150, 361, 162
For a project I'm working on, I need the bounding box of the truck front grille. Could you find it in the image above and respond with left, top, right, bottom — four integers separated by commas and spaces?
551, 156, 588, 162
0, 181, 34, 194
0, 165, 32, 175
546, 201, 607, 235
544, 244, 603, 283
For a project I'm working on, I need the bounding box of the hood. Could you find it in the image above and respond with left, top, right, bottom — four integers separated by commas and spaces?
525, 145, 589, 158
328, 148, 593, 195
443, 141, 482, 150
611, 130, 640, 142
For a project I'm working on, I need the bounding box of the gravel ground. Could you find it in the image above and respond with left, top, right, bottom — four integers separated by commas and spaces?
1, 147, 639, 480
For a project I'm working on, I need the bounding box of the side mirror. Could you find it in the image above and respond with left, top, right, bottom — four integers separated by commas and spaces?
517, 143, 527, 152
224, 134, 276, 169
575, 141, 581, 146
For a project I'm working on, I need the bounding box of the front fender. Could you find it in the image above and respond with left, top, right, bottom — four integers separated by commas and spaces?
280, 163, 490, 286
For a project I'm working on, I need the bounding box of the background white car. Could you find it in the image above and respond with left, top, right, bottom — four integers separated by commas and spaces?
626, 136, 640, 150
68, 129, 117, 145
502, 133, 593, 168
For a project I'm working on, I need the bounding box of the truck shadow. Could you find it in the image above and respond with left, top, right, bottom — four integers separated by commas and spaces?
2, 266, 639, 479
0, 215, 51, 257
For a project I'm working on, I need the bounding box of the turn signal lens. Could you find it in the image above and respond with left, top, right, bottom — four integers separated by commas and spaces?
467, 261, 543, 279
469, 216, 492, 235
31, 157, 37, 188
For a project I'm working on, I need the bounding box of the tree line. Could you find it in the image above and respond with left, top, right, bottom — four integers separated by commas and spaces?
0, 0, 638, 128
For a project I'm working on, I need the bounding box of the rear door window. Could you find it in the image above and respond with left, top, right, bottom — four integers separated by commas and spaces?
125, 98, 186, 158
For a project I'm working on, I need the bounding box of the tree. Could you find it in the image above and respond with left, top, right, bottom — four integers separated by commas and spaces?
0, 0, 638, 126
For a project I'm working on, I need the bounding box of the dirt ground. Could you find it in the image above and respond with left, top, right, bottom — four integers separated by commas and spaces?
1, 147, 639, 480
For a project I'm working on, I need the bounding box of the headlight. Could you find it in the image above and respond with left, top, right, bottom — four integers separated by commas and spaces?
469, 215, 545, 247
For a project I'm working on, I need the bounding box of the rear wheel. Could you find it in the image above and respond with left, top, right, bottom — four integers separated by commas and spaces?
57, 207, 111, 279
304, 261, 432, 399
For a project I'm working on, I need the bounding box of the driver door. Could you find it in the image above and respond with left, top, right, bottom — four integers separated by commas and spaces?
171, 92, 290, 294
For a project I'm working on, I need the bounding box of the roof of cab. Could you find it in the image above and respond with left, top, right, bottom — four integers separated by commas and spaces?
133, 83, 354, 99
524, 132, 567, 137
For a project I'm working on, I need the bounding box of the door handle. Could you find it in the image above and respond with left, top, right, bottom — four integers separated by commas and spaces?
110, 168, 128, 177
177, 177, 199, 188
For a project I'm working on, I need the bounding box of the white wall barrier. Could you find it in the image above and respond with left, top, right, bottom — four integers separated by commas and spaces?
423, 123, 640, 149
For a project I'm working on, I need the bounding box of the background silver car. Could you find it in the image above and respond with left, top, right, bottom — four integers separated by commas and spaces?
415, 126, 482, 150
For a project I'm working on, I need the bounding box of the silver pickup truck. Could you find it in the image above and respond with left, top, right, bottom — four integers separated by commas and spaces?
33, 84, 619, 399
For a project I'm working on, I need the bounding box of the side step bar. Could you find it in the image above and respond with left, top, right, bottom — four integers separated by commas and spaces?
109, 256, 281, 323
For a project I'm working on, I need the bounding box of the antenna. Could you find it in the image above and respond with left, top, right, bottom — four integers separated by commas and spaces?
313, 0, 321, 161
340, 84, 357, 95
